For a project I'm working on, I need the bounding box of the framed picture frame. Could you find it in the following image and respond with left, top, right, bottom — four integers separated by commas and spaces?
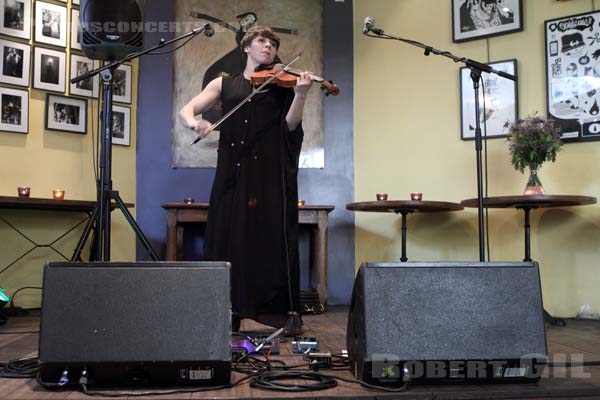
33, 47, 66, 93
70, 54, 99, 98
0, 39, 30, 87
452, 0, 523, 43
0, 86, 28, 134
0, 0, 31, 39
460, 59, 518, 140
45, 93, 87, 134
546, 11, 600, 142
34, 1, 67, 48
70, 8, 81, 51
112, 64, 132, 104
112, 105, 130, 146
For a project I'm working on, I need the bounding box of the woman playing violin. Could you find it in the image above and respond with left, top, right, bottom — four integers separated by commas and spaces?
179, 26, 314, 334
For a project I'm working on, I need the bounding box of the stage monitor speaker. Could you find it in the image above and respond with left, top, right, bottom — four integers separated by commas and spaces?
80, 0, 144, 60
39, 261, 231, 388
347, 262, 548, 385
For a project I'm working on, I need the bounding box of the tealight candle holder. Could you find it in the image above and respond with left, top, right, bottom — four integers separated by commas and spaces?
17, 186, 30, 198
183, 198, 195, 204
297, 200, 305, 206
410, 192, 423, 201
376, 193, 388, 201
52, 189, 65, 200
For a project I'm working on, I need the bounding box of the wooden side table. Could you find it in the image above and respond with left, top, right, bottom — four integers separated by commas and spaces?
346, 200, 463, 262
461, 194, 597, 326
461, 195, 596, 261
161, 203, 335, 307
0, 195, 133, 270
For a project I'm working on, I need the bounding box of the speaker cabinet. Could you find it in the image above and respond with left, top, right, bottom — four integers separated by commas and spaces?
347, 262, 547, 385
80, 0, 143, 60
39, 262, 231, 387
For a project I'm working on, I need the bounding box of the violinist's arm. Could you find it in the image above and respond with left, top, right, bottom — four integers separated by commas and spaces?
285, 71, 313, 131
178, 77, 222, 138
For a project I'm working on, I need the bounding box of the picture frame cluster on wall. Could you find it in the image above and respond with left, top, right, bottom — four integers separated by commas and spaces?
0, 0, 133, 143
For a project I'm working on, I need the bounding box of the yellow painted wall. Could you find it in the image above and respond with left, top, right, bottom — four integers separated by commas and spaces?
354, 0, 600, 317
0, 3, 138, 309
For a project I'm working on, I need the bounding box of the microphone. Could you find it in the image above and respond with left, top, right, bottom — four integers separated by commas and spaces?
204, 23, 214, 37
363, 16, 375, 34
363, 16, 384, 35
192, 23, 213, 37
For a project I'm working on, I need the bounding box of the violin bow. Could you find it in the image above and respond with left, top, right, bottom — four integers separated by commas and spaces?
190, 54, 301, 145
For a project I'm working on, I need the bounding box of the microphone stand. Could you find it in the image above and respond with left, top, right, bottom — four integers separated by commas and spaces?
364, 28, 516, 262
71, 24, 213, 261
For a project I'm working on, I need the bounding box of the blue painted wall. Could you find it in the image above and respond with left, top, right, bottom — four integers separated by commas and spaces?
137, 0, 354, 304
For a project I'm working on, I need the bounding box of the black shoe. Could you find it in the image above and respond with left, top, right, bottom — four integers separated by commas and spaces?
232, 314, 241, 332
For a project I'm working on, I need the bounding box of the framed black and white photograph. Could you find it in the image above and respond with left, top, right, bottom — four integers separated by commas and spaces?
45, 93, 87, 133
0, 39, 30, 87
460, 59, 518, 140
33, 47, 65, 92
546, 11, 600, 142
0, 86, 28, 133
112, 64, 132, 104
70, 8, 81, 51
112, 105, 130, 146
452, 0, 523, 43
35, 1, 67, 48
0, 0, 31, 39
70, 54, 99, 98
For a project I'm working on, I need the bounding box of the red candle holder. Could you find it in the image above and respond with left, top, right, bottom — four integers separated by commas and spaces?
17, 186, 30, 198
376, 193, 388, 201
410, 192, 423, 201
297, 200, 305, 206
52, 189, 65, 200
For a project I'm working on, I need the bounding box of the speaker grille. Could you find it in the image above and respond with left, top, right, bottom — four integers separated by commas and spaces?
347, 262, 548, 383
39, 262, 231, 363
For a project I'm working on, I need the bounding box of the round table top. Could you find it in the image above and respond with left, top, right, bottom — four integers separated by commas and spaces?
461, 195, 597, 209
346, 200, 464, 213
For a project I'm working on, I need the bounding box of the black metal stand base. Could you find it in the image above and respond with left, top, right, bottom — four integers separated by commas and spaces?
71, 190, 158, 262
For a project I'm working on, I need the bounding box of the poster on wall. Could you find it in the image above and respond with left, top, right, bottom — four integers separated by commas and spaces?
460, 59, 518, 140
452, 0, 523, 43
0, 86, 28, 134
172, 0, 324, 168
545, 11, 600, 141
0, 0, 31, 39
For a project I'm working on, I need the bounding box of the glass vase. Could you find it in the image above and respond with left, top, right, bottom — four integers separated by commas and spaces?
523, 165, 544, 195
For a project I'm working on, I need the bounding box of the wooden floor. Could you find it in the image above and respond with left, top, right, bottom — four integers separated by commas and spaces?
1, 306, 600, 399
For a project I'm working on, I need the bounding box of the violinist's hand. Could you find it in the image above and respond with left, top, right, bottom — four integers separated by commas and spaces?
186, 118, 213, 139
294, 71, 314, 98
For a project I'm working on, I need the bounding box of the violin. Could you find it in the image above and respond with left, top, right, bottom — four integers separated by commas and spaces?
250, 64, 340, 96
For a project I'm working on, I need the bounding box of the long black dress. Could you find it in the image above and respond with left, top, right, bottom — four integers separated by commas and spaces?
203, 73, 303, 325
